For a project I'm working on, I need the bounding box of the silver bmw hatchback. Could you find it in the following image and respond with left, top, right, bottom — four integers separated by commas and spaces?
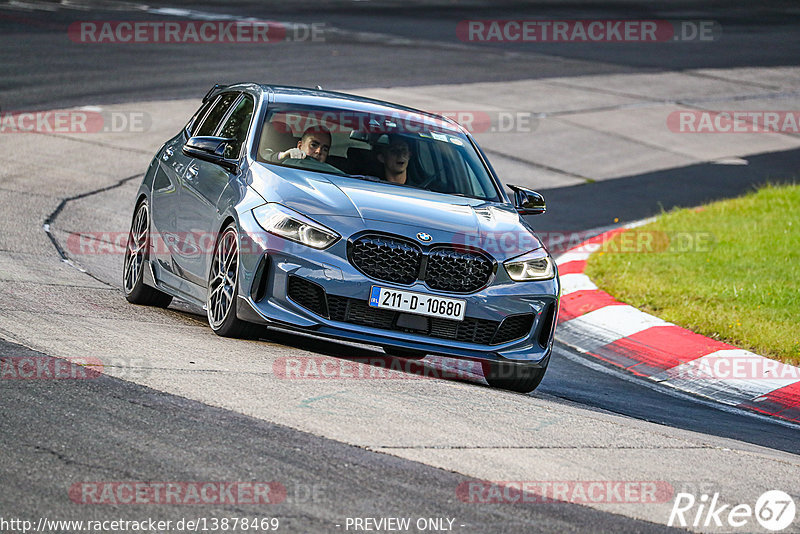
123, 83, 560, 393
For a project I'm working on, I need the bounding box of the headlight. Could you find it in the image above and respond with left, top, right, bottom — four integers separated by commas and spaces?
504, 248, 555, 281
251, 203, 339, 249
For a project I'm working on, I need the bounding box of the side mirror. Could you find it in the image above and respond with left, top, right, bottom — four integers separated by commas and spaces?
183, 136, 238, 173
508, 184, 546, 215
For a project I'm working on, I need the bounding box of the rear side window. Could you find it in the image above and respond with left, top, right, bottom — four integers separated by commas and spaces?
194, 92, 238, 137
217, 94, 255, 159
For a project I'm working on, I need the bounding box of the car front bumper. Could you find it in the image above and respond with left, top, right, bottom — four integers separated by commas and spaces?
235, 212, 560, 366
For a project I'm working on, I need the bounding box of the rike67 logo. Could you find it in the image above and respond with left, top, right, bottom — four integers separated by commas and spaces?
669, 490, 796, 531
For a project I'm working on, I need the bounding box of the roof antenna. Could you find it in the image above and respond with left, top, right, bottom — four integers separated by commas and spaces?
315, 85, 323, 90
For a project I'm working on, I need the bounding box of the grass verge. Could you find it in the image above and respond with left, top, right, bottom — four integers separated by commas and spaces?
585, 183, 799, 366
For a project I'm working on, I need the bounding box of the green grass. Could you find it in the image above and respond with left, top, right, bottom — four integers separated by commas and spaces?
585, 183, 800, 366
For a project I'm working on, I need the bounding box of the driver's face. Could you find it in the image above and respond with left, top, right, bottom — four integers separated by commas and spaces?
383, 142, 410, 174
298, 132, 331, 162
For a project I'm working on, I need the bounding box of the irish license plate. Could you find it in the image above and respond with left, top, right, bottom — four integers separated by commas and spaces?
368, 286, 466, 321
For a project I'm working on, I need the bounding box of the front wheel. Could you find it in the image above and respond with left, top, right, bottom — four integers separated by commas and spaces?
207, 223, 260, 339
481, 358, 548, 393
122, 199, 172, 308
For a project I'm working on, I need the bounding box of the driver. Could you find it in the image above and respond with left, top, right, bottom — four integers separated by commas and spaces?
274, 126, 331, 163
376, 137, 411, 184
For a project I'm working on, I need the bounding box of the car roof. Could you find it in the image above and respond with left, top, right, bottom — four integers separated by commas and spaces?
257, 84, 464, 133
209, 83, 464, 133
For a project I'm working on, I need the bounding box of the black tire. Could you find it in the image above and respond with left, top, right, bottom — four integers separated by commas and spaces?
206, 223, 261, 339
481, 358, 548, 393
122, 199, 173, 308
382, 346, 427, 360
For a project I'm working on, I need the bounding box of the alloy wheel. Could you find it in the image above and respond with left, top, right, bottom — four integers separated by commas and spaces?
207, 227, 239, 329
123, 202, 149, 295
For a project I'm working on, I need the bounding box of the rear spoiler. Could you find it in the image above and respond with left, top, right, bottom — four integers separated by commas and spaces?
202, 84, 229, 103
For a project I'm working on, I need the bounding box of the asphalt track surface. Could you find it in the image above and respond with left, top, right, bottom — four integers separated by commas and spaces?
1, 1, 799, 533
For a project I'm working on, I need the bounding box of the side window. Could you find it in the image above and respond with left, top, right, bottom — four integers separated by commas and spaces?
186, 99, 215, 136
194, 92, 238, 137
217, 94, 255, 159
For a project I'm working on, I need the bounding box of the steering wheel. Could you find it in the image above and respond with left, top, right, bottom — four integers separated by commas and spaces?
413, 165, 440, 190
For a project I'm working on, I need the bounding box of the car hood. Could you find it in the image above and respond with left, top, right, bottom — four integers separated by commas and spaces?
253, 165, 543, 259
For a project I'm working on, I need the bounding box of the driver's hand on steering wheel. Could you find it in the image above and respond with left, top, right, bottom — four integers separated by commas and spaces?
279, 147, 306, 160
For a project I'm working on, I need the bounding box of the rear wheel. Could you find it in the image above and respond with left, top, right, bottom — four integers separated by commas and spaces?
207, 223, 260, 339
481, 358, 548, 393
122, 200, 172, 308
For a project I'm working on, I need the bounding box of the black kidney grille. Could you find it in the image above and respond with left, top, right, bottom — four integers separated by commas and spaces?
350, 236, 422, 285
350, 235, 494, 293
425, 248, 494, 293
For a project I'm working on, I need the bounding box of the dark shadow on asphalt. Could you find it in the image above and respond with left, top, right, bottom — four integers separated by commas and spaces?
161, 306, 800, 456
260, 327, 800, 456
542, 343, 800, 455
0, 338, 681, 534
530, 147, 800, 234
162, 306, 487, 386
257, 326, 487, 386
517, 147, 800, 454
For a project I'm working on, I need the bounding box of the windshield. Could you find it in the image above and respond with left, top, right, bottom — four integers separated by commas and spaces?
256, 103, 501, 201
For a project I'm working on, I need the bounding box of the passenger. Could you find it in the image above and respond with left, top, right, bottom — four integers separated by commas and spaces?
376, 137, 411, 184
272, 126, 331, 163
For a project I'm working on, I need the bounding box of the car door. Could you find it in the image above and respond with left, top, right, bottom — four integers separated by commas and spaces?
164, 91, 238, 287
150, 136, 197, 277
150, 96, 216, 278
178, 92, 254, 287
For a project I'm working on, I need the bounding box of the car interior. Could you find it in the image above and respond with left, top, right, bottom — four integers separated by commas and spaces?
255, 111, 499, 201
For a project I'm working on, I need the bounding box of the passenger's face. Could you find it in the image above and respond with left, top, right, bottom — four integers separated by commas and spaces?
383, 142, 410, 174
299, 132, 331, 162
